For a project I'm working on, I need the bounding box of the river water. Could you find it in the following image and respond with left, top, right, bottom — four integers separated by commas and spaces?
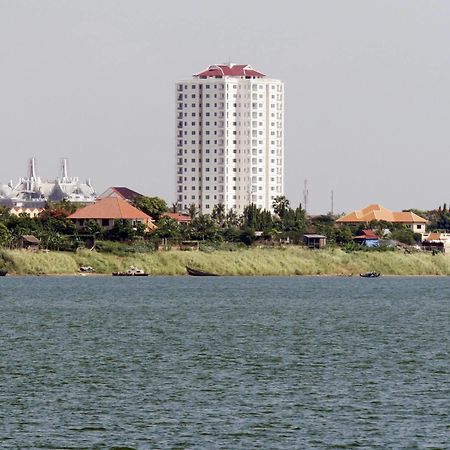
0, 276, 449, 449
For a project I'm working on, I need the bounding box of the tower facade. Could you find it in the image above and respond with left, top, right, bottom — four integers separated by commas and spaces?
175, 63, 284, 215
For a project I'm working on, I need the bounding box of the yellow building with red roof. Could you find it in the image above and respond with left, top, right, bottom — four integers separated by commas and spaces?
68, 197, 156, 232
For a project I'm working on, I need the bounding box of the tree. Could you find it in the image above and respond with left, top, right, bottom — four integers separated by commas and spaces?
83, 219, 103, 237
154, 217, 180, 240
0, 223, 11, 247
132, 196, 167, 221
272, 195, 290, 219
239, 227, 256, 246
225, 208, 240, 227
188, 214, 218, 241
187, 203, 198, 220
106, 219, 136, 241
211, 203, 226, 226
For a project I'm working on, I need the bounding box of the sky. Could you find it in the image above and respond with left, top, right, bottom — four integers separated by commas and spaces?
1, 0, 449, 214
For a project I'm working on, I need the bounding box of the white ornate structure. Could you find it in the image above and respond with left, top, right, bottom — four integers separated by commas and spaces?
0, 158, 96, 207
175, 63, 284, 214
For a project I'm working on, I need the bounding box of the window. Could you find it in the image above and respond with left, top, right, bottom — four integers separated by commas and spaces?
102, 219, 109, 226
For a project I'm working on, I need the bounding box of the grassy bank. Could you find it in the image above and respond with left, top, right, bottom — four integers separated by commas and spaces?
1, 247, 450, 276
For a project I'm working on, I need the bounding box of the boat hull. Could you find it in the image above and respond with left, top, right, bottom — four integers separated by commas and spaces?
112, 272, 148, 276
186, 266, 218, 276
360, 272, 381, 278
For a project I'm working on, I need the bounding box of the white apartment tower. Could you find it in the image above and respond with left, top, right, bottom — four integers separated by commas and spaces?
175, 63, 284, 214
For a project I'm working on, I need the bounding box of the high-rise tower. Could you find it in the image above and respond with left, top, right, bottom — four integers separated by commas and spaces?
175, 63, 284, 214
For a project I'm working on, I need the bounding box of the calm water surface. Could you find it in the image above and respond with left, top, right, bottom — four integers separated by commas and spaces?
0, 276, 449, 449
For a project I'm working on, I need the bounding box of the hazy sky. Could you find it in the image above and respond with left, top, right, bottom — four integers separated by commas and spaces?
1, 0, 449, 214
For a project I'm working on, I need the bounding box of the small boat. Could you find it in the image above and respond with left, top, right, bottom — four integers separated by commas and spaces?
186, 266, 219, 276
360, 271, 381, 278
80, 265, 95, 273
112, 266, 149, 277
0, 269, 7, 276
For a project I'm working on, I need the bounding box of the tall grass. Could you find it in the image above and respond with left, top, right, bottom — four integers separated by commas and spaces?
2, 247, 450, 276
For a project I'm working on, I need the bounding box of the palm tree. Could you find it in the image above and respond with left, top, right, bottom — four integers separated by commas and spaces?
211, 203, 226, 226
272, 195, 290, 219
188, 203, 198, 220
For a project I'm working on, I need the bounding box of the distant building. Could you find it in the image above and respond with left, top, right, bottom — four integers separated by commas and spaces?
175, 63, 284, 215
97, 187, 143, 202
9, 207, 44, 218
336, 204, 427, 236
304, 234, 327, 249
68, 197, 156, 232
17, 235, 41, 251
353, 229, 380, 247
0, 158, 96, 208
422, 232, 450, 253
161, 212, 192, 224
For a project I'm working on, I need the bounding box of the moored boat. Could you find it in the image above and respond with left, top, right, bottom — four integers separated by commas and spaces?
360, 271, 381, 278
112, 266, 149, 276
186, 266, 219, 276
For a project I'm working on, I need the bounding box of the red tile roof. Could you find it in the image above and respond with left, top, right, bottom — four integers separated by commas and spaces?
195, 64, 265, 78
69, 197, 156, 229
161, 212, 192, 223
337, 204, 427, 224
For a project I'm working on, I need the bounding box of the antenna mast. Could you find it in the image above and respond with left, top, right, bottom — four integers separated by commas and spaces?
331, 189, 334, 215
303, 179, 309, 213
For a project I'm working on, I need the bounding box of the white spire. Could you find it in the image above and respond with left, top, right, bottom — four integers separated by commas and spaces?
61, 158, 69, 181
29, 157, 37, 180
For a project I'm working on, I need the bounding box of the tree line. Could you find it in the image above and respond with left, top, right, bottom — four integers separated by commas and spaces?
1, 197, 446, 251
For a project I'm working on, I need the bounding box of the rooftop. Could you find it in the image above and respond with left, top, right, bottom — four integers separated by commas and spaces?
194, 64, 266, 79
336, 204, 428, 224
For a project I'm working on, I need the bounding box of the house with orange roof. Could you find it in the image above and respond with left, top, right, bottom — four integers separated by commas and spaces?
161, 212, 192, 224
68, 197, 156, 232
336, 204, 427, 237
421, 232, 450, 253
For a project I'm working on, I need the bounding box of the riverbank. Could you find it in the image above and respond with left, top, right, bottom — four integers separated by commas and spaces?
1, 247, 450, 276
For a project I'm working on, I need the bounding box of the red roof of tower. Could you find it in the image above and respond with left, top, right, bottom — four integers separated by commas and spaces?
194, 64, 266, 78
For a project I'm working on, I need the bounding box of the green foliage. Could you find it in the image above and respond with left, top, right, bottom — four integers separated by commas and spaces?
132, 196, 167, 221
82, 219, 104, 237
106, 219, 136, 241
333, 225, 354, 245
211, 203, 226, 226
390, 226, 418, 245
0, 223, 11, 247
187, 214, 219, 241
154, 216, 180, 240
272, 195, 290, 219
187, 203, 198, 220
94, 240, 154, 255
239, 227, 256, 246
242, 204, 274, 230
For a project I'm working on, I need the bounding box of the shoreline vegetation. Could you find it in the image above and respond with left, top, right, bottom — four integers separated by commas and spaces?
1, 247, 450, 276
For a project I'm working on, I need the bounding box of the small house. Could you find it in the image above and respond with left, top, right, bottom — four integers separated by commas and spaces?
304, 234, 327, 249
421, 232, 450, 254
19, 235, 41, 251
354, 229, 380, 247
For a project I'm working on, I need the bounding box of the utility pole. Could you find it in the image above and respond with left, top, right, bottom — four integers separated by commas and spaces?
331, 189, 334, 216
303, 179, 309, 214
